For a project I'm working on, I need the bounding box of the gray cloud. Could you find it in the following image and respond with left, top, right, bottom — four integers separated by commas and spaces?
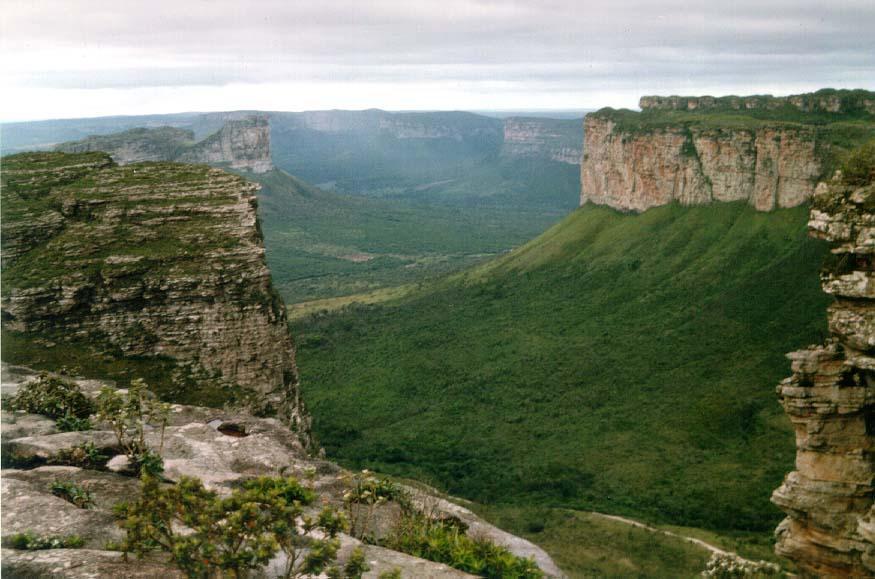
1, 0, 873, 118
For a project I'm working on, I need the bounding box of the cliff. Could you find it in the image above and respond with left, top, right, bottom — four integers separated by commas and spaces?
500, 117, 582, 164
56, 115, 273, 173
581, 90, 875, 212
771, 167, 875, 575
0, 152, 309, 444
639, 89, 875, 115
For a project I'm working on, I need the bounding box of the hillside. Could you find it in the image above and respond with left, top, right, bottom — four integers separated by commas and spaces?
294, 201, 831, 534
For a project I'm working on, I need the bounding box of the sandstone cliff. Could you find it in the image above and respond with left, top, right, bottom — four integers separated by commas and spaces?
581, 115, 821, 211
501, 117, 582, 164
639, 89, 875, 115
0, 152, 309, 445
56, 115, 273, 173
771, 174, 875, 575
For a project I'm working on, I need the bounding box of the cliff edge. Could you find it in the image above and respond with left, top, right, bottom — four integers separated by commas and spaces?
581, 89, 875, 212
771, 149, 875, 575
0, 152, 309, 444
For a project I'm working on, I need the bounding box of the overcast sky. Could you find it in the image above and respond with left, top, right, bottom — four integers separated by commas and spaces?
2, 0, 873, 121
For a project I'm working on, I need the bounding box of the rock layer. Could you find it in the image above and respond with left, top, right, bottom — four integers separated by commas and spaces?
580, 115, 820, 212
639, 89, 875, 115
0, 152, 310, 445
500, 117, 583, 164
771, 177, 875, 576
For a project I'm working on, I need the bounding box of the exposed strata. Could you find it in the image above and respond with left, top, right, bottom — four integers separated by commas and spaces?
639, 89, 875, 115
56, 115, 273, 173
0, 367, 563, 578
581, 115, 821, 212
0, 152, 309, 444
501, 117, 582, 165
771, 176, 875, 576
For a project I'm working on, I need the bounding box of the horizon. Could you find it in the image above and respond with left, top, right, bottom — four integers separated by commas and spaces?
3, 0, 873, 123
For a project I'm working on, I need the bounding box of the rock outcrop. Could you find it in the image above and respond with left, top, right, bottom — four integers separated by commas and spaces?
501, 117, 582, 164
581, 115, 821, 212
0, 368, 563, 578
0, 152, 309, 444
771, 175, 875, 575
56, 115, 274, 173
639, 89, 875, 115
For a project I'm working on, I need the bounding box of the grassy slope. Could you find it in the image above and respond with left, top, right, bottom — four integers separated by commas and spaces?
252, 167, 576, 303
295, 202, 831, 534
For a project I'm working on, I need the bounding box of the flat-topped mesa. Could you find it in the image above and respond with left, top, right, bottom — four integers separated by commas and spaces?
178, 115, 273, 173
55, 115, 274, 173
0, 152, 312, 448
581, 89, 875, 213
771, 169, 875, 575
640, 89, 875, 115
501, 117, 583, 165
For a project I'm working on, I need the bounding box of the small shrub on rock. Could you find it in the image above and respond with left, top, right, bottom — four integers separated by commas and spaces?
115, 474, 347, 579
50, 480, 95, 509
2, 532, 86, 550
341, 469, 406, 540
841, 140, 875, 186
53, 442, 109, 469
701, 553, 781, 578
56, 414, 92, 432
7, 373, 94, 420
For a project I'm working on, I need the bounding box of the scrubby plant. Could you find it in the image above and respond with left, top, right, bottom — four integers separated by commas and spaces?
701, 552, 782, 577
53, 442, 109, 469
115, 474, 347, 579
341, 470, 406, 540
55, 413, 93, 432
378, 570, 402, 579
381, 509, 543, 579
2, 532, 86, 550
50, 480, 95, 509
95, 379, 169, 476
327, 547, 370, 578
841, 140, 875, 186
6, 372, 95, 420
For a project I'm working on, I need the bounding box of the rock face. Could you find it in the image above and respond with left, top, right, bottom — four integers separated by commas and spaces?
771, 177, 875, 575
580, 115, 821, 212
639, 89, 875, 115
501, 117, 582, 164
0, 152, 310, 444
178, 115, 273, 173
56, 115, 273, 173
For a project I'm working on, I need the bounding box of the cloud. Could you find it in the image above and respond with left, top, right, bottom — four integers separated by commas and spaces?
1, 0, 873, 120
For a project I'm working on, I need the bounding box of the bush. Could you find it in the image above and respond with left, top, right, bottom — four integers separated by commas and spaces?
702, 553, 781, 577
50, 480, 95, 509
7, 373, 94, 419
53, 442, 109, 469
341, 470, 407, 540
381, 509, 543, 578
2, 532, 85, 550
115, 474, 347, 579
56, 414, 92, 432
841, 140, 875, 186
95, 379, 169, 476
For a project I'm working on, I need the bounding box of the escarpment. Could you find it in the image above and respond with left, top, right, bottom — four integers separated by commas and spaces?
581, 89, 875, 212
771, 172, 875, 575
0, 152, 310, 446
501, 117, 582, 164
56, 115, 273, 173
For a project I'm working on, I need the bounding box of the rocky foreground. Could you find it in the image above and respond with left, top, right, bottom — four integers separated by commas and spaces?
771, 168, 875, 575
0, 366, 562, 578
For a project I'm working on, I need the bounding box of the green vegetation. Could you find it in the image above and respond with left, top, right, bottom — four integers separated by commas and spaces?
115, 474, 346, 579
296, 202, 831, 534
252, 163, 577, 303
96, 379, 170, 476
6, 373, 95, 420
50, 480, 96, 509
841, 139, 875, 185
54, 442, 110, 469
2, 533, 86, 550
55, 414, 93, 432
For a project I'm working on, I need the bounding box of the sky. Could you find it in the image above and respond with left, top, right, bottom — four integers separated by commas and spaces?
2, 0, 874, 122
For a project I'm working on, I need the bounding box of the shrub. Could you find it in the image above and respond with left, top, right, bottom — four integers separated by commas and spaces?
378, 570, 402, 579
115, 474, 347, 579
381, 509, 543, 578
2, 532, 86, 550
341, 470, 406, 540
841, 140, 875, 186
702, 553, 781, 577
56, 414, 92, 432
327, 547, 370, 578
53, 442, 109, 469
7, 373, 94, 419
95, 379, 169, 476
50, 480, 95, 509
